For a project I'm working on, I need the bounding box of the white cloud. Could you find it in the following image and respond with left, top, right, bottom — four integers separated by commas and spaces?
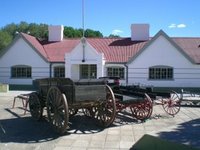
112, 29, 123, 35
177, 24, 186, 28
168, 23, 176, 28
168, 23, 186, 29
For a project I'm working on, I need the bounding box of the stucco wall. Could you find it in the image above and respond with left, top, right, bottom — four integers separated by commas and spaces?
65, 40, 105, 80
0, 38, 49, 85
128, 35, 200, 87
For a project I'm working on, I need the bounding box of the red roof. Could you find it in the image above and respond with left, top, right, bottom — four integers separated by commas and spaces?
173, 38, 200, 64
21, 33, 200, 64
43, 39, 80, 62
21, 33, 48, 60
88, 38, 147, 62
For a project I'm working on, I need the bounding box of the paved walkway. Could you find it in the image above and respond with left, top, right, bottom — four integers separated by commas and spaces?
0, 91, 200, 150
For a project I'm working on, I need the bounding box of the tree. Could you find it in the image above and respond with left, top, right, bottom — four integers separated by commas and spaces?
64, 27, 103, 38
0, 21, 104, 51
2, 23, 18, 37
0, 31, 12, 50
108, 34, 120, 38
85, 29, 103, 38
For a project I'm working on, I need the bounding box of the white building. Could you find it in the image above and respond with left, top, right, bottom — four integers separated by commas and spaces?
0, 24, 200, 89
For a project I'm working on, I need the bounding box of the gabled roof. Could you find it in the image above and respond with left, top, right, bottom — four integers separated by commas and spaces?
20, 33, 48, 62
128, 30, 200, 64
22, 33, 148, 63
42, 39, 80, 62
173, 37, 200, 64
6, 31, 200, 64
87, 38, 147, 63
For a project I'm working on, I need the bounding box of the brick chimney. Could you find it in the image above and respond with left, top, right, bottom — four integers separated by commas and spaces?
48, 25, 64, 42
131, 24, 149, 41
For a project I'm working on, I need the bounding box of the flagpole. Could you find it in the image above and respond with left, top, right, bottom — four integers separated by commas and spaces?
82, 0, 85, 37
82, 0, 86, 62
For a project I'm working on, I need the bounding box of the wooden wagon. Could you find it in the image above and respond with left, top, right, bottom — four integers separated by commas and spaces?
28, 78, 116, 134
180, 89, 200, 106
112, 85, 181, 121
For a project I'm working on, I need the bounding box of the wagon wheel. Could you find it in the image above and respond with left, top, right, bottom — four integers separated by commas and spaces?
144, 93, 153, 118
162, 91, 181, 116
97, 85, 116, 127
83, 107, 97, 118
29, 92, 43, 120
69, 108, 78, 117
47, 87, 69, 134
130, 93, 153, 121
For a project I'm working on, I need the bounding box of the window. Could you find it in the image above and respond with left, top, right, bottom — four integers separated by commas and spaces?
54, 66, 65, 78
80, 64, 97, 79
107, 67, 125, 79
149, 66, 173, 80
11, 65, 32, 78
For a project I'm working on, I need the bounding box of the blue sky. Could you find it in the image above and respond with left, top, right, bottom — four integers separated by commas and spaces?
0, 0, 199, 37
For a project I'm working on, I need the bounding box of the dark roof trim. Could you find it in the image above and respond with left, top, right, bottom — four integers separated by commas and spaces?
127, 30, 195, 64
105, 62, 126, 65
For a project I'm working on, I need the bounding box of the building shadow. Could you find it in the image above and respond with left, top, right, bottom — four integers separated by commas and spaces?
130, 118, 200, 149
156, 118, 200, 148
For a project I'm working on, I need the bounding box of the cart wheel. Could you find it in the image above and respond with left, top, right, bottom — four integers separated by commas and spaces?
144, 93, 153, 119
69, 108, 78, 117
47, 87, 69, 134
97, 85, 116, 127
29, 92, 43, 120
162, 91, 181, 116
130, 93, 153, 121
83, 107, 97, 118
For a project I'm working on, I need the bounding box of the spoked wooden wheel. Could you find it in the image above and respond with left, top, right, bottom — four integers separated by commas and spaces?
83, 107, 98, 118
130, 93, 153, 121
162, 91, 181, 116
47, 87, 69, 134
97, 85, 116, 127
69, 108, 78, 117
29, 92, 43, 121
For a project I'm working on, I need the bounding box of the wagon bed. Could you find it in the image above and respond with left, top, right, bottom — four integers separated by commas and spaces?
29, 78, 116, 134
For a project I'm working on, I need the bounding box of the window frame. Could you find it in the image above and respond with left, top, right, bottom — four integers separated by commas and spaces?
54, 66, 65, 78
11, 65, 32, 79
80, 64, 97, 79
149, 66, 173, 80
107, 67, 125, 79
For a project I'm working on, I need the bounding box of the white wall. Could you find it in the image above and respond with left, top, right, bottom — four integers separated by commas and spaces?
0, 38, 49, 85
128, 35, 200, 87
65, 40, 105, 80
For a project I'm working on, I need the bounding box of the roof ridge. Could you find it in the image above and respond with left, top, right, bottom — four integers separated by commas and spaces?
172, 37, 200, 39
